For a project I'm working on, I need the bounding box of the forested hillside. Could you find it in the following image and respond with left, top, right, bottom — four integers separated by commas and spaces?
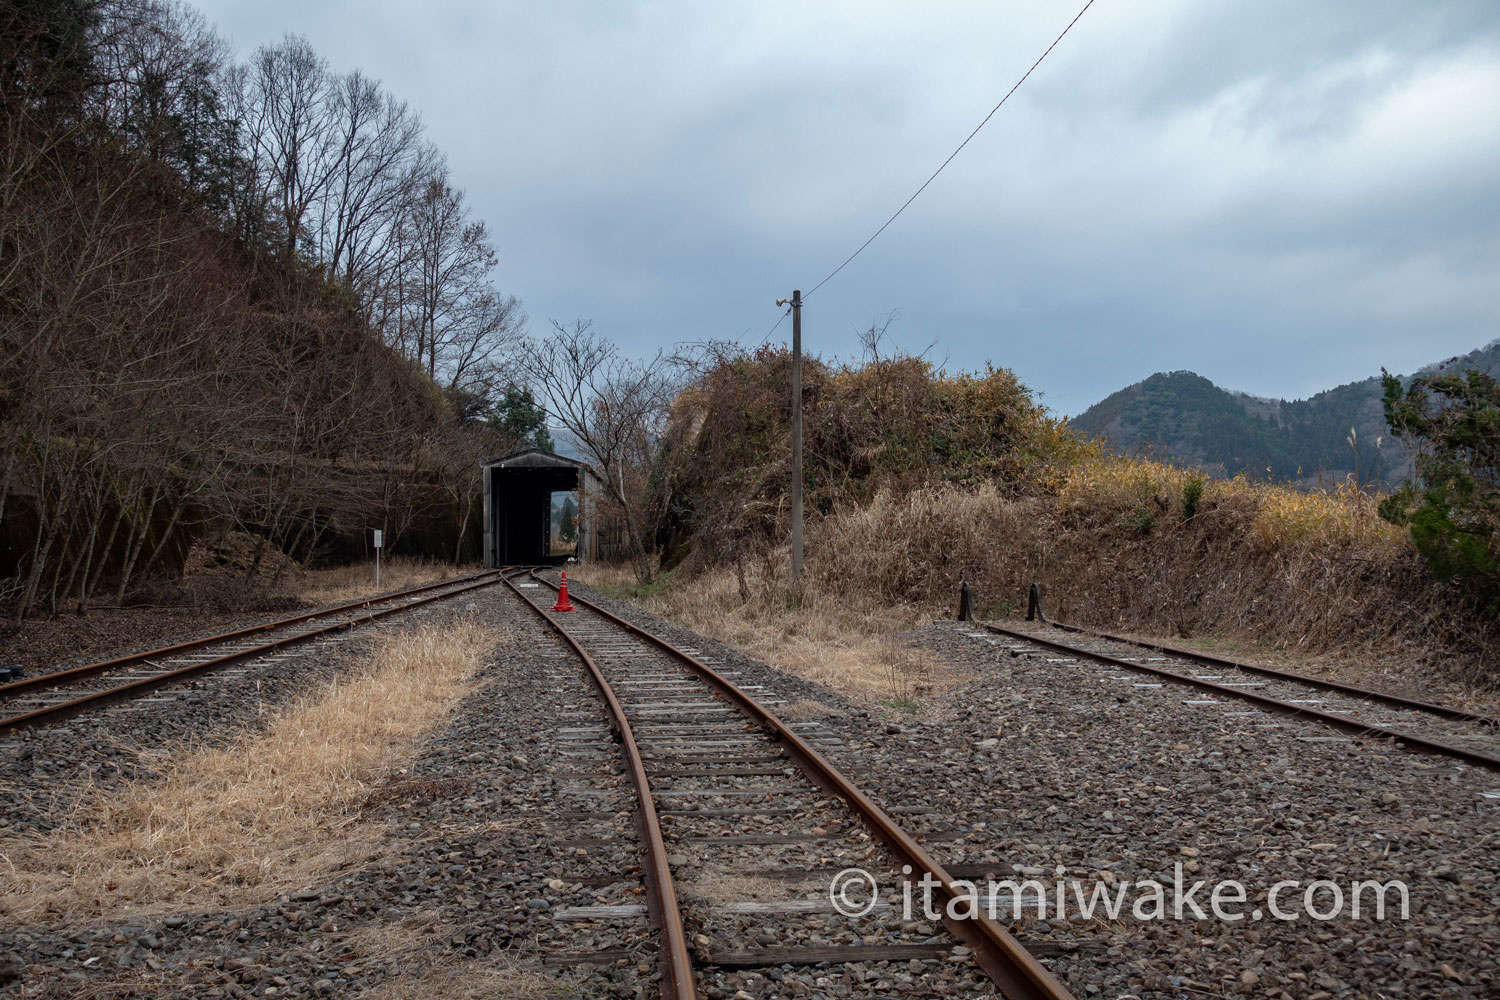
0, 1, 542, 623
1071, 340, 1500, 487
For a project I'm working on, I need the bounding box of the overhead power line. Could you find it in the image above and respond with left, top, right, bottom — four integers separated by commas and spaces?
757, 303, 793, 348
802, 0, 1098, 300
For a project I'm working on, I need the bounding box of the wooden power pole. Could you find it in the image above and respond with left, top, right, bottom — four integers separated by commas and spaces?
789, 289, 803, 601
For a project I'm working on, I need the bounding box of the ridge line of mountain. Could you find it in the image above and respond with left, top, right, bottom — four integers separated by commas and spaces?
1068, 339, 1500, 487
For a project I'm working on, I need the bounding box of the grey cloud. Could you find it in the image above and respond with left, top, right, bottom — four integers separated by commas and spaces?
195, 0, 1500, 417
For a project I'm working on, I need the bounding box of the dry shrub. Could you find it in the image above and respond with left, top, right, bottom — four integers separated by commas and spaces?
876, 637, 937, 704
1057, 455, 1404, 552
0, 620, 495, 922
815, 459, 1497, 686
614, 448, 1498, 696
657, 347, 1076, 572
184, 532, 301, 581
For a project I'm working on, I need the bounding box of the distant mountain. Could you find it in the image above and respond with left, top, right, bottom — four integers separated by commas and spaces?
548, 426, 588, 463
1070, 340, 1500, 487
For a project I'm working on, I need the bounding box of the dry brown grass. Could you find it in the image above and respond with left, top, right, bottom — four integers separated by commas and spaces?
585, 448, 1500, 695
334, 911, 563, 999
355, 959, 563, 1000
683, 871, 795, 903
814, 466, 1498, 688
575, 560, 961, 706
294, 556, 460, 607
0, 620, 495, 922
1055, 454, 1404, 553
577, 557, 918, 701
339, 908, 454, 958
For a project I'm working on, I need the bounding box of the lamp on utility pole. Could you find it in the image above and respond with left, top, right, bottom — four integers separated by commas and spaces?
776, 290, 804, 602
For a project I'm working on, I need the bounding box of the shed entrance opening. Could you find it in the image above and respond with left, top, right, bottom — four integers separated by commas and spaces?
482, 449, 596, 566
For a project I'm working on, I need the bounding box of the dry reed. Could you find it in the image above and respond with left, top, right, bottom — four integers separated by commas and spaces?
818, 464, 1495, 687
0, 620, 495, 922
585, 448, 1500, 693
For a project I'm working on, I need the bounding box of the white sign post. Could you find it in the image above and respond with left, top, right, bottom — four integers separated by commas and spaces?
373, 529, 383, 588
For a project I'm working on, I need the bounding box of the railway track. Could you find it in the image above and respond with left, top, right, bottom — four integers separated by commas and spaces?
504, 568, 1075, 1000
0, 569, 504, 739
977, 618, 1500, 770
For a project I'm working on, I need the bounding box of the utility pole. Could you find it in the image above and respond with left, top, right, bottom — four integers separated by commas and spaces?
787, 290, 804, 602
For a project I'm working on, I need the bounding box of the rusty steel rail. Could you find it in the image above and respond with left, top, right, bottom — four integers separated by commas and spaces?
982, 621, 1500, 772
0, 569, 502, 701
530, 570, 1076, 1000
498, 568, 697, 1000
1044, 619, 1500, 727
0, 569, 505, 737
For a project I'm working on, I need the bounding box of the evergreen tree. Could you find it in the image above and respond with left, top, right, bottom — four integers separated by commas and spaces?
489, 384, 553, 452
1381, 367, 1500, 612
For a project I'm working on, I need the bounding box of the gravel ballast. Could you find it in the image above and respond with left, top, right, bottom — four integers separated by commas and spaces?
5, 578, 1496, 999
576, 583, 1500, 1000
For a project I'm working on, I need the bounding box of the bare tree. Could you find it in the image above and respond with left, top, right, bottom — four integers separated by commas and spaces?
394, 176, 492, 377
521, 320, 680, 582
314, 70, 436, 295
442, 287, 527, 397
1, 1, 526, 623
235, 34, 337, 258
91, 0, 230, 171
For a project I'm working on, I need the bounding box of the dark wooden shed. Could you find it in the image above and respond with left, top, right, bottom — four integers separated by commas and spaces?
481, 449, 599, 567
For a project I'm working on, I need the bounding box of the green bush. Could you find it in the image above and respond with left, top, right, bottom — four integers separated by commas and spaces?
1180, 474, 1205, 520
1122, 507, 1156, 536
1381, 368, 1500, 612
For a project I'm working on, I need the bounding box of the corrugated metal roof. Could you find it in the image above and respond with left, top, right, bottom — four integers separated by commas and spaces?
482, 449, 604, 485
483, 448, 588, 470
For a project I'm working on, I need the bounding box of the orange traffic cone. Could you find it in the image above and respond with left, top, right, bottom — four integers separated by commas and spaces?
551, 571, 576, 612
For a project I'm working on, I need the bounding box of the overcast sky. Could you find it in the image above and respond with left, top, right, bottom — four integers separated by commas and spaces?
193, 0, 1500, 416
